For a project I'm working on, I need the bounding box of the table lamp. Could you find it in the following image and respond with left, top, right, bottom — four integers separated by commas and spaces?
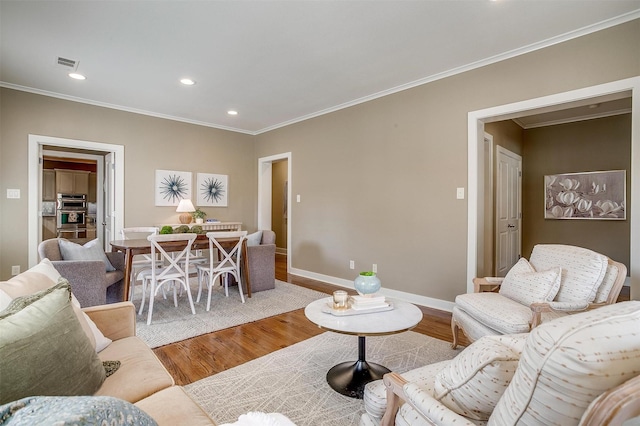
176, 199, 195, 224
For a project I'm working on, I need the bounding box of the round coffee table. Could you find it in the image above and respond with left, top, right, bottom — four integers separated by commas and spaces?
304, 297, 423, 398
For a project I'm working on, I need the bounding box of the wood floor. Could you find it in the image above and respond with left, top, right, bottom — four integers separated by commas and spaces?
152, 254, 468, 386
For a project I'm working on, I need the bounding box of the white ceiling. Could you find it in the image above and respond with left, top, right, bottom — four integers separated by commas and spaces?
1, 1, 639, 135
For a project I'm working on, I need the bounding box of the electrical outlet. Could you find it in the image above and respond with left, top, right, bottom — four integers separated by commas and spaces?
11, 265, 20, 275
456, 187, 465, 199
372, 263, 377, 273
349, 260, 355, 270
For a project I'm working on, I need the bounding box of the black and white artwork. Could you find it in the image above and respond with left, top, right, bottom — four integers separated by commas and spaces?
155, 170, 192, 206
197, 173, 228, 207
545, 170, 626, 220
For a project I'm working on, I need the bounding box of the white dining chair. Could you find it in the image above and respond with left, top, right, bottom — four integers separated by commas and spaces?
120, 226, 159, 301
196, 231, 248, 311
138, 233, 198, 325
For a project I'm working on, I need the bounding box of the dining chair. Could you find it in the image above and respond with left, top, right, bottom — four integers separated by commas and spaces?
138, 233, 198, 325
120, 226, 159, 301
196, 230, 248, 311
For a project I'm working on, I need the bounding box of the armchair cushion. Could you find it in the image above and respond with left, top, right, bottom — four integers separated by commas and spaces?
454, 292, 533, 335
529, 244, 608, 303
498, 258, 561, 306
246, 231, 263, 246
0, 281, 106, 404
59, 238, 116, 272
489, 301, 640, 425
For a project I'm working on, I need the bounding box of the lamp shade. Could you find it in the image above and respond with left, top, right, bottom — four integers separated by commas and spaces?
176, 199, 195, 224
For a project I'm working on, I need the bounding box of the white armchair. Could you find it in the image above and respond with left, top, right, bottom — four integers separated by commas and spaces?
360, 301, 640, 426
451, 244, 626, 349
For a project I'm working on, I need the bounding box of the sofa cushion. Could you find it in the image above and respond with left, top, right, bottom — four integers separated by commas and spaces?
489, 301, 640, 425
0, 395, 158, 425
59, 238, 116, 272
95, 335, 174, 403
0, 260, 112, 353
434, 334, 527, 420
0, 281, 106, 404
499, 258, 561, 306
135, 386, 215, 426
529, 244, 608, 303
454, 292, 533, 335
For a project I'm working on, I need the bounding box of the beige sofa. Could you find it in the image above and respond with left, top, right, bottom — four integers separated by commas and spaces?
0, 259, 216, 425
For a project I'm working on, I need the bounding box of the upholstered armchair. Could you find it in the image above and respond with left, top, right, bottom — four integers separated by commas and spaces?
360, 301, 640, 426
451, 244, 627, 349
244, 230, 277, 293
37, 238, 125, 307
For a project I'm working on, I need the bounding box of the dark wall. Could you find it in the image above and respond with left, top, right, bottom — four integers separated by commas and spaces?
522, 114, 631, 268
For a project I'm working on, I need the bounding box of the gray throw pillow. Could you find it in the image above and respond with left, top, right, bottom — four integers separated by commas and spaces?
246, 231, 263, 247
0, 280, 106, 404
0, 396, 158, 425
59, 238, 116, 272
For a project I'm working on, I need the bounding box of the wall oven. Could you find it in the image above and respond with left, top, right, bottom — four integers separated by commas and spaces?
56, 193, 87, 239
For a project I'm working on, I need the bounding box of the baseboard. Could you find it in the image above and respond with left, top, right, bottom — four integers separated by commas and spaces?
289, 267, 455, 313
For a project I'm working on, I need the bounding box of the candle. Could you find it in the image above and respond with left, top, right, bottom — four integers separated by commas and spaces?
333, 290, 349, 310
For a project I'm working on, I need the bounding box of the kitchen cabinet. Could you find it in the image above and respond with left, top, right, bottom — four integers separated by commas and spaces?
42, 217, 57, 240
56, 170, 90, 195
43, 170, 56, 200
88, 173, 97, 202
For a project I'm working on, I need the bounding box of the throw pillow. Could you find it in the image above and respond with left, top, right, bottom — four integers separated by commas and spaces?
499, 258, 561, 306
0, 281, 106, 405
58, 238, 116, 272
246, 231, 263, 247
0, 396, 157, 425
434, 334, 527, 421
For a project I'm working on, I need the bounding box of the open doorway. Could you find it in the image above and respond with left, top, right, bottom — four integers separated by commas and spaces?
258, 152, 292, 273
468, 76, 639, 299
28, 135, 125, 268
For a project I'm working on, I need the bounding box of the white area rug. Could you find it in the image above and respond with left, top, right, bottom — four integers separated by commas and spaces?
133, 279, 327, 348
185, 331, 461, 426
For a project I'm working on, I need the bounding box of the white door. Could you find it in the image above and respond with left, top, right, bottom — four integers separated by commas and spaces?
104, 153, 116, 251
495, 146, 522, 276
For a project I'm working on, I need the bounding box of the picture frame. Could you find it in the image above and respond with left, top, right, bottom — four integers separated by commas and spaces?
545, 170, 626, 220
197, 173, 228, 207
155, 170, 192, 206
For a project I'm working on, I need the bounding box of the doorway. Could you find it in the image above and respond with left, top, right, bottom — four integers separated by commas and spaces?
467, 76, 639, 298
258, 152, 292, 273
28, 135, 125, 268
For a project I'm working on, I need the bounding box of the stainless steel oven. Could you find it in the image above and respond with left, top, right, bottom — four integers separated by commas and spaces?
56, 193, 87, 238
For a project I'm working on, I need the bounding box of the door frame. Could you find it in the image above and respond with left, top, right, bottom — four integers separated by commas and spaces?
467, 76, 640, 297
28, 135, 125, 267
258, 152, 292, 273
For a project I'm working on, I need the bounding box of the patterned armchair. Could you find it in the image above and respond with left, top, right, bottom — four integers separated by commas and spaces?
360, 301, 640, 426
451, 244, 627, 349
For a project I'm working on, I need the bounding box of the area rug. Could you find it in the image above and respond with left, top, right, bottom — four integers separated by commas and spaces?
185, 331, 462, 426
133, 279, 327, 348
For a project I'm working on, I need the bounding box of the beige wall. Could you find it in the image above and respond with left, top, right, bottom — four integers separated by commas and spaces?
254, 20, 639, 303
1, 20, 638, 303
522, 114, 631, 267
0, 89, 255, 280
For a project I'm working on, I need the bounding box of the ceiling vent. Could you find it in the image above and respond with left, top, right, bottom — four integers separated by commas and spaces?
56, 57, 78, 70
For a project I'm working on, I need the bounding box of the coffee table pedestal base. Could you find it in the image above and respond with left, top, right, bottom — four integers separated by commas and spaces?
326, 359, 390, 399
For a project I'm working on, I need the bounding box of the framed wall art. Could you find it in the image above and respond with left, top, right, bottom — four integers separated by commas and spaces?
155, 170, 192, 206
545, 170, 626, 220
197, 173, 228, 207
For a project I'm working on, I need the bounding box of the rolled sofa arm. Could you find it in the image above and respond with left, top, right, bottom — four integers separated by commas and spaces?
50, 260, 107, 307
82, 302, 136, 341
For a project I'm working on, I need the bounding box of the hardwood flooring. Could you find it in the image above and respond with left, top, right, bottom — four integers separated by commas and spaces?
152, 253, 468, 386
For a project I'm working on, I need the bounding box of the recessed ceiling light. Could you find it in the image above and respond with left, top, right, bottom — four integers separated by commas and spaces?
227, 110, 238, 116
68, 72, 86, 80
180, 78, 195, 86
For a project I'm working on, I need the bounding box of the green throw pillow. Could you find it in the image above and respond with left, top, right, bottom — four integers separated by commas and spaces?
0, 280, 106, 404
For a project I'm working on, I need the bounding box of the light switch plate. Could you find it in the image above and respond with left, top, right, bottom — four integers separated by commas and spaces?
7, 189, 20, 199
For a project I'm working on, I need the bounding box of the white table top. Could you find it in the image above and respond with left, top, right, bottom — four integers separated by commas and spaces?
304, 297, 423, 336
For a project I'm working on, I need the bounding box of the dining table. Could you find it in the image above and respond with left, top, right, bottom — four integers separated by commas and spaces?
110, 234, 251, 302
